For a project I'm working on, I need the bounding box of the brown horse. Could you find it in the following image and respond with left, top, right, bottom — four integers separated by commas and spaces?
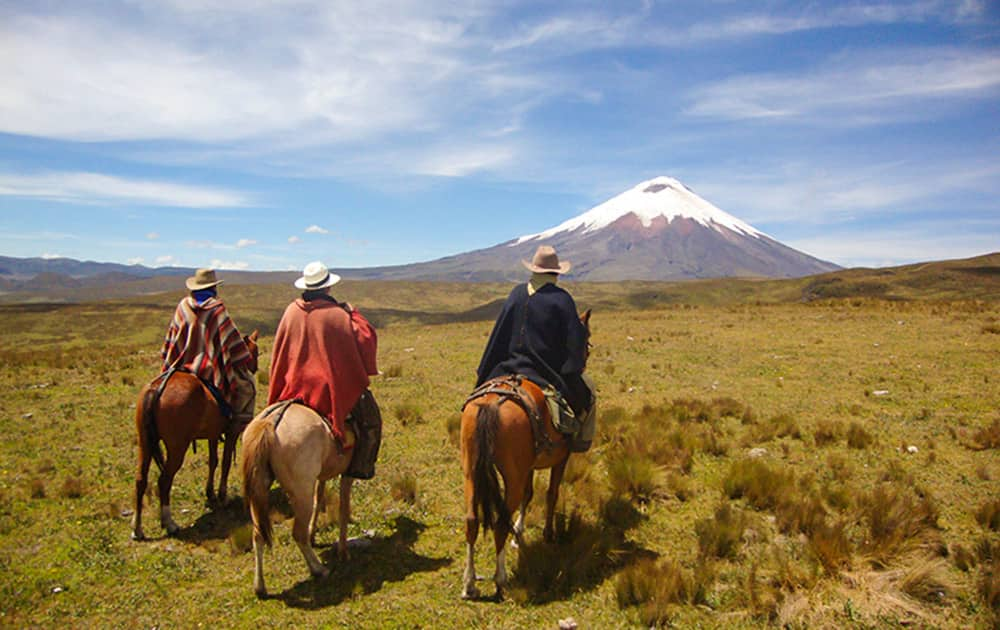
131, 331, 259, 540
241, 402, 356, 598
460, 310, 591, 600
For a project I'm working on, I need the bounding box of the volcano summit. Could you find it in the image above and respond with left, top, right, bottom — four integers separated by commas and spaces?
346, 176, 840, 281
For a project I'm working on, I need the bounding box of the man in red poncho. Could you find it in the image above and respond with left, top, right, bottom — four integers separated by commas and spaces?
161, 268, 256, 426
268, 261, 378, 447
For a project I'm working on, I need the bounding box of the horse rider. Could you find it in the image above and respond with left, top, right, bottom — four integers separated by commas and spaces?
268, 261, 379, 454
161, 268, 256, 427
475, 245, 596, 451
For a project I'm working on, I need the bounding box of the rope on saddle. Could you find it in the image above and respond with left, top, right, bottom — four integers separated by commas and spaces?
260, 398, 304, 431
462, 375, 556, 455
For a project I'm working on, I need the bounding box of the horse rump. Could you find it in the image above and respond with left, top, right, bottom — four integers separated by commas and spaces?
241, 418, 276, 546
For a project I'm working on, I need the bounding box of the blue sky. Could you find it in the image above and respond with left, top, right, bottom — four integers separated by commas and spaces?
1, 0, 998, 271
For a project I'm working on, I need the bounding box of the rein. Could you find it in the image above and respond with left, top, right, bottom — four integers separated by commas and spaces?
463, 375, 558, 455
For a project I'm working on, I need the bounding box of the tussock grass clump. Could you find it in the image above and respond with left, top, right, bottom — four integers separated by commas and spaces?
30, 479, 46, 499
695, 503, 747, 559
847, 421, 874, 449
606, 448, 662, 501
952, 543, 976, 572
665, 472, 694, 502
859, 484, 939, 564
60, 477, 85, 499
722, 459, 795, 511
975, 498, 1000, 531
813, 419, 843, 446
444, 415, 461, 448
382, 364, 404, 378
394, 403, 424, 426
971, 419, 1000, 450
900, 559, 955, 603
228, 523, 254, 554
979, 555, 1000, 620
807, 519, 852, 575
389, 471, 417, 504
615, 557, 710, 626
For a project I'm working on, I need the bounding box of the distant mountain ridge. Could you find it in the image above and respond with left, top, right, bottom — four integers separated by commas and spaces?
342, 176, 840, 281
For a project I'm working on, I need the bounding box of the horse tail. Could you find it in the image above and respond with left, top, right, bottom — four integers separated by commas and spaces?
473, 401, 510, 534
242, 417, 275, 547
140, 386, 165, 472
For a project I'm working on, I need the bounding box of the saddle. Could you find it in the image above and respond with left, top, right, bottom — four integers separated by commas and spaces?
464, 375, 563, 455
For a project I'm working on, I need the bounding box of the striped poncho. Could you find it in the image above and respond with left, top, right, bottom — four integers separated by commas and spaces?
160, 296, 252, 395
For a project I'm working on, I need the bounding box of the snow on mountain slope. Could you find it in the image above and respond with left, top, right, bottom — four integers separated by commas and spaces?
514, 176, 764, 243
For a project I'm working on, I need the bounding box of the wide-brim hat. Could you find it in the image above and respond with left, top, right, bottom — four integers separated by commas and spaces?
522, 245, 571, 274
294, 261, 341, 290
186, 268, 223, 291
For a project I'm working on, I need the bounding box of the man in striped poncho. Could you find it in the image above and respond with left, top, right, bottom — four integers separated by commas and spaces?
160, 268, 256, 426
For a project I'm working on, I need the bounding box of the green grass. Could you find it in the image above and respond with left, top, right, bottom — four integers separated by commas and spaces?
1, 279, 999, 627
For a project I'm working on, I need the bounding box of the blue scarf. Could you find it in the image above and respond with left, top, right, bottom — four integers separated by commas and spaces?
192, 288, 217, 305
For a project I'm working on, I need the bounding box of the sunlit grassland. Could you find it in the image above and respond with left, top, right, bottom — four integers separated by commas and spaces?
0, 279, 998, 628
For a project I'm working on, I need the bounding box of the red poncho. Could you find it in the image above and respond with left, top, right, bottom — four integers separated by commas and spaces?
268, 298, 378, 441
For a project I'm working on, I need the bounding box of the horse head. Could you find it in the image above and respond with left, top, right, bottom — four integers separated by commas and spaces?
244, 330, 260, 373
580, 309, 592, 368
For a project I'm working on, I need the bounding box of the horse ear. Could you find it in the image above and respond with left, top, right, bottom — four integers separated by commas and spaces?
580, 309, 592, 326
250, 330, 259, 341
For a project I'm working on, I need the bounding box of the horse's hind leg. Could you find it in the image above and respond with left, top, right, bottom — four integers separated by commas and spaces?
217, 433, 237, 505
493, 467, 529, 593
310, 479, 325, 547
291, 489, 329, 578
132, 447, 152, 540
205, 439, 219, 507
158, 444, 186, 535
543, 458, 569, 543
511, 470, 534, 547
337, 476, 353, 561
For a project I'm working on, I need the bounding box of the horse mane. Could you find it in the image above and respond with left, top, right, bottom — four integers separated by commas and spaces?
472, 400, 511, 534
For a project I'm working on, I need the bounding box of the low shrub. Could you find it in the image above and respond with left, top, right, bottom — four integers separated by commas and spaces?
813, 419, 842, 446
972, 419, 1000, 450
615, 557, 703, 626
394, 403, 424, 426
860, 484, 939, 565
900, 559, 955, 603
722, 459, 795, 511
389, 471, 417, 504
695, 503, 747, 560
846, 422, 874, 449
976, 498, 1000, 531
606, 450, 662, 501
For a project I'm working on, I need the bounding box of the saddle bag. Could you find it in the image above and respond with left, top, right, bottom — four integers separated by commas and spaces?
344, 389, 382, 480
543, 386, 580, 436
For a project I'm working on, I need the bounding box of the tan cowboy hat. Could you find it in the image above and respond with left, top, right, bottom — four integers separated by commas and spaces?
185, 268, 223, 291
522, 245, 571, 274
294, 260, 341, 290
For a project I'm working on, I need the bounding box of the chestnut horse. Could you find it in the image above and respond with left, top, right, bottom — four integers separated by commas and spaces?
460, 310, 591, 600
131, 331, 258, 540
241, 402, 357, 598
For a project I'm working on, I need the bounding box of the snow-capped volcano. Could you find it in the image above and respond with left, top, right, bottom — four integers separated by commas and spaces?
516, 176, 764, 243
344, 176, 840, 281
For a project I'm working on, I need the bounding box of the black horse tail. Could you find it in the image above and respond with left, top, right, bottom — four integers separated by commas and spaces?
473, 401, 510, 535
141, 384, 166, 472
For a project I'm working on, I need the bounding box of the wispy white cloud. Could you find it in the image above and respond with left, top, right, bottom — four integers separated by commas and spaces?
287, 235, 301, 244
146, 232, 160, 240
209, 258, 250, 270
235, 238, 257, 248
0, 171, 251, 207
155, 255, 177, 265
685, 49, 1000, 123
127, 256, 144, 265
40, 252, 63, 259
305, 225, 329, 234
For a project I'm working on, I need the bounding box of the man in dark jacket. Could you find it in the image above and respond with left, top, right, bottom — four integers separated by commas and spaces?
476, 245, 596, 451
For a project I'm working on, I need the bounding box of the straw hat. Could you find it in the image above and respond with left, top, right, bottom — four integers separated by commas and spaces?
185, 268, 223, 291
521, 245, 571, 274
294, 261, 341, 290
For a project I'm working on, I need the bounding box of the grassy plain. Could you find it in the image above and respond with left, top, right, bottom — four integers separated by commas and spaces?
1, 262, 999, 628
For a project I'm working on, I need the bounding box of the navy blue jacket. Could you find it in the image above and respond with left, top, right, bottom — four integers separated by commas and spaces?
476, 282, 591, 414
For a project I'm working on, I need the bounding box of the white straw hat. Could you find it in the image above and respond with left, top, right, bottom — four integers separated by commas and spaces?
294, 261, 341, 290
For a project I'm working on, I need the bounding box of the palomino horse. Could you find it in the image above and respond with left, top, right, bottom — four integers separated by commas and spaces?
242, 401, 357, 598
461, 310, 591, 600
131, 331, 259, 540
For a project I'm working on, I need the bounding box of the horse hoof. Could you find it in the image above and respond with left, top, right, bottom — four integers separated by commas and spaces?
254, 587, 267, 600
131, 531, 145, 541
461, 586, 480, 600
